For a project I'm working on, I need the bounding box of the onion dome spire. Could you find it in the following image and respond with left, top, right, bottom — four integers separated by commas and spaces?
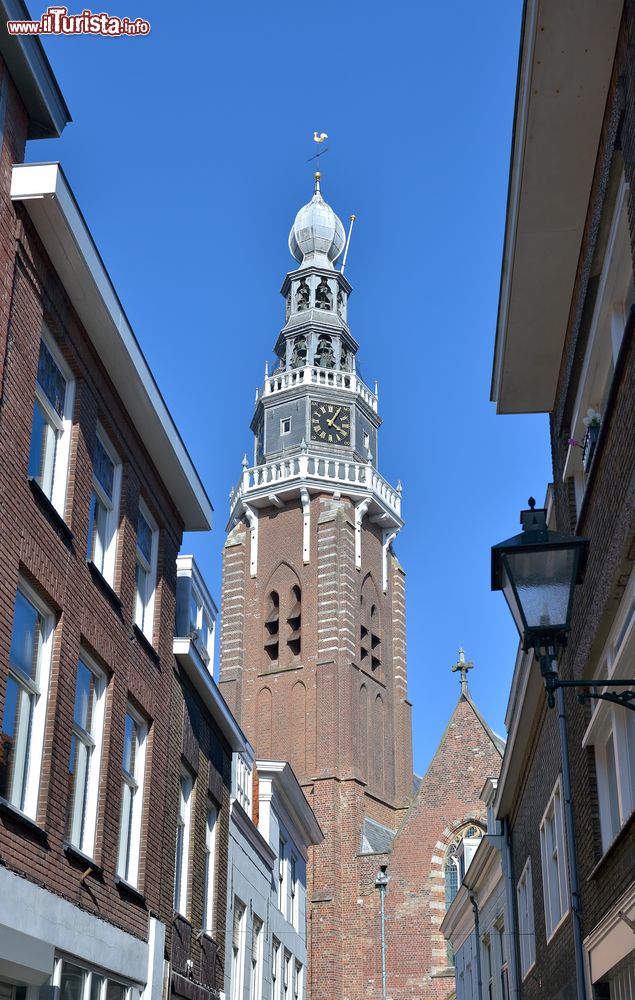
288, 171, 346, 269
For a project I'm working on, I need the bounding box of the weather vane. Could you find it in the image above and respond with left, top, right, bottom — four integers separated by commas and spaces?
307, 130, 329, 166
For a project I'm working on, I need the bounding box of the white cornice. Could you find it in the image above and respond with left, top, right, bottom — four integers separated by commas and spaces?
492, 0, 623, 414
256, 760, 323, 848
173, 638, 245, 751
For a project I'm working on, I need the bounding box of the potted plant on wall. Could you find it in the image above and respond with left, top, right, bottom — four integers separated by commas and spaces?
582, 408, 601, 471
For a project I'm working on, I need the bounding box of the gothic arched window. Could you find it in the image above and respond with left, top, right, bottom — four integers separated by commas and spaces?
264, 591, 279, 663
444, 824, 484, 909
287, 585, 301, 659
295, 280, 310, 312
315, 279, 332, 311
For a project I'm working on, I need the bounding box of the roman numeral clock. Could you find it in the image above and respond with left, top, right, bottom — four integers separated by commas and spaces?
311, 401, 351, 445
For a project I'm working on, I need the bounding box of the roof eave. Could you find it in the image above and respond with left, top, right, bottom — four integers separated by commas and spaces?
11, 162, 213, 531
0, 0, 71, 138
492, 0, 623, 415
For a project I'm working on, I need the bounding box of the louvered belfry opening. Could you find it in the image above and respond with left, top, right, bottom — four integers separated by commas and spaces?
360, 585, 382, 673
264, 590, 280, 662
287, 585, 302, 659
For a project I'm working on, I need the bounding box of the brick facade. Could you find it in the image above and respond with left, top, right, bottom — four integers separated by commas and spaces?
0, 43, 231, 1000
491, 2, 635, 996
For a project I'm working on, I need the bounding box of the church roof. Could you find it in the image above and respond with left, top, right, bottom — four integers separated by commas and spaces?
360, 816, 396, 855
462, 690, 506, 755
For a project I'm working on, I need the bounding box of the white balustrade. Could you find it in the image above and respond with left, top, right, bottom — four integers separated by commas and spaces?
231, 455, 401, 519
260, 365, 378, 412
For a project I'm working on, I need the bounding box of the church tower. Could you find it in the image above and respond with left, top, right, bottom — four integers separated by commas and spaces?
219, 173, 413, 997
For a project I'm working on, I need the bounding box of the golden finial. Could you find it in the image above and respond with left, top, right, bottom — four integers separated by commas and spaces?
314, 170, 321, 194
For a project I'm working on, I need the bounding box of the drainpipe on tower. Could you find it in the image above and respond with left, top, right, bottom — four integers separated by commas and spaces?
469, 893, 483, 1000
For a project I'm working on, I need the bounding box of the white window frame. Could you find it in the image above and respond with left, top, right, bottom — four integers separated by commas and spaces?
52, 955, 136, 1000
116, 703, 147, 888
1, 579, 55, 819
293, 961, 302, 1000
249, 914, 263, 1000
562, 176, 634, 513
88, 426, 122, 586
289, 854, 298, 927
174, 767, 193, 916
134, 499, 158, 642
516, 857, 536, 979
189, 585, 215, 665
66, 651, 107, 857
283, 951, 291, 1000
29, 325, 75, 518
202, 801, 217, 933
539, 775, 570, 941
280, 417, 291, 436
278, 836, 287, 913
231, 898, 246, 1000
271, 938, 281, 1000
583, 568, 635, 852
233, 753, 252, 815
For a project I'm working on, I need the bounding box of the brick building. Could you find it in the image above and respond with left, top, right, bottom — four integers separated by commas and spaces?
0, 12, 239, 1000
490, 1, 635, 997
172, 556, 246, 1000
218, 173, 503, 999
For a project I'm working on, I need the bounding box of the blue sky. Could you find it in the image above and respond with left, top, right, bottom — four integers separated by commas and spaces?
31, 0, 550, 775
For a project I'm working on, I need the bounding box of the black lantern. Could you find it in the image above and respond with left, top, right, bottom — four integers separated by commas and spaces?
491, 499, 589, 654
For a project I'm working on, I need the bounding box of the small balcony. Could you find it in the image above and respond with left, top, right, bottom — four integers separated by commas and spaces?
229, 453, 402, 527
260, 364, 378, 413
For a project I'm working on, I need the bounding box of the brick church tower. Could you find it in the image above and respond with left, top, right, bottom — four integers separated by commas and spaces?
219, 171, 413, 991
218, 174, 503, 999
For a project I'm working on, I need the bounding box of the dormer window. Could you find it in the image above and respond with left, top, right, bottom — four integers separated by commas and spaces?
295, 280, 310, 312
315, 279, 332, 311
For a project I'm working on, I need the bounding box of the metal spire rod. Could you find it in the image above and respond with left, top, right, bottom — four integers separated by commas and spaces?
340, 214, 356, 275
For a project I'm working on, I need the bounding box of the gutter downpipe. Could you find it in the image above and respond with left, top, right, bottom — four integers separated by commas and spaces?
502, 818, 521, 1000
469, 893, 483, 1000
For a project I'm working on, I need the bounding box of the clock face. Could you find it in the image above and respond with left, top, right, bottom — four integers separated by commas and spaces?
311, 401, 351, 445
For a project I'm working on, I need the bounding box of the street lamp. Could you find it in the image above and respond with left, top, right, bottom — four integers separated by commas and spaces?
491, 498, 635, 1000
492, 498, 635, 709
375, 865, 389, 1000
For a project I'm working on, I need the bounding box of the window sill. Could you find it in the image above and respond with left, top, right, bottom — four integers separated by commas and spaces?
588, 808, 635, 881
114, 874, 146, 906
86, 560, 124, 614
133, 623, 160, 665
63, 840, 103, 877
28, 477, 74, 546
0, 797, 48, 844
258, 663, 304, 677
545, 908, 571, 945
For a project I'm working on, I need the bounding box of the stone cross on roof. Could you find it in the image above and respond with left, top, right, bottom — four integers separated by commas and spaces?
451, 647, 474, 695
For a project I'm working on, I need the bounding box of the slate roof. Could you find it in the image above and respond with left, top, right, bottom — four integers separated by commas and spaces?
360, 816, 396, 855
